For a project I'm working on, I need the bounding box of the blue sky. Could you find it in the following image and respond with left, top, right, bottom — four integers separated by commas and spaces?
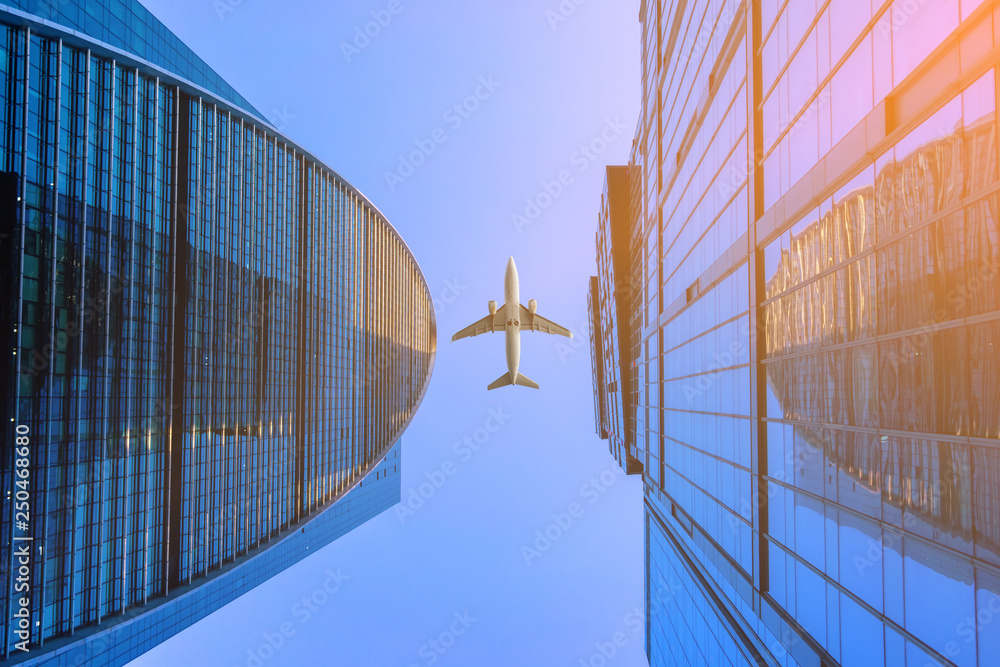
131, 1, 644, 665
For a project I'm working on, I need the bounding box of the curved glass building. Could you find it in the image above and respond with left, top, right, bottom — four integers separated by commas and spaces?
0, 1, 436, 665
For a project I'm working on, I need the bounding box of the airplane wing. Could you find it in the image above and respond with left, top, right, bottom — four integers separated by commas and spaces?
451, 307, 506, 342
519, 304, 573, 338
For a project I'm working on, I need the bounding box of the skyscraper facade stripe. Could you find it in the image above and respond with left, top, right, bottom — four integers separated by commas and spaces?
0, 2, 436, 664
587, 275, 608, 441
589, 0, 1000, 665
591, 166, 643, 476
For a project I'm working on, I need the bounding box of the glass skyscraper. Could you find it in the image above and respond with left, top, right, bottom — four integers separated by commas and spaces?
589, 0, 1000, 665
590, 166, 643, 476
0, 1, 436, 665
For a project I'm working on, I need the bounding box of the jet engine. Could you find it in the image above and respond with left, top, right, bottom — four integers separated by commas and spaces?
488, 300, 497, 316
528, 299, 537, 314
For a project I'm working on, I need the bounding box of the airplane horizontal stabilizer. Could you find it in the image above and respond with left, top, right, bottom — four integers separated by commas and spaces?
487, 373, 513, 391
514, 373, 539, 389
487, 372, 539, 390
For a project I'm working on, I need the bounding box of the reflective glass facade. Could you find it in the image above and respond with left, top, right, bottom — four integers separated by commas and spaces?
0, 2, 435, 664
590, 0, 1000, 665
0, 0, 263, 118
587, 276, 607, 440
17, 441, 401, 667
590, 166, 643, 475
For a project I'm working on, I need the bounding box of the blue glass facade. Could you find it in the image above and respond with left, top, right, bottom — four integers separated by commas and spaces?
0, 1, 435, 664
589, 0, 1000, 665
1, 0, 262, 118
11, 441, 401, 667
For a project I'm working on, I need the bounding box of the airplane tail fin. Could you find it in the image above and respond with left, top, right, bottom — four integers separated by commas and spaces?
487, 374, 512, 390
487, 372, 539, 391
515, 373, 539, 389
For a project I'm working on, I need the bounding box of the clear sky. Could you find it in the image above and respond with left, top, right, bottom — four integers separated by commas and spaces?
130, 1, 644, 665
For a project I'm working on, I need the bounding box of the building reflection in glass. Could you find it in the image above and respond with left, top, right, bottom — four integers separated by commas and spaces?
760, 74, 1000, 666
589, 1, 1000, 665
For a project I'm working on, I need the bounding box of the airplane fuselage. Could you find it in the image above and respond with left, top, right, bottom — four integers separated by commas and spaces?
504, 257, 520, 383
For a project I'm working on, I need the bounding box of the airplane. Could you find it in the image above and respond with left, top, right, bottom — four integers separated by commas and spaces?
451, 256, 573, 390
